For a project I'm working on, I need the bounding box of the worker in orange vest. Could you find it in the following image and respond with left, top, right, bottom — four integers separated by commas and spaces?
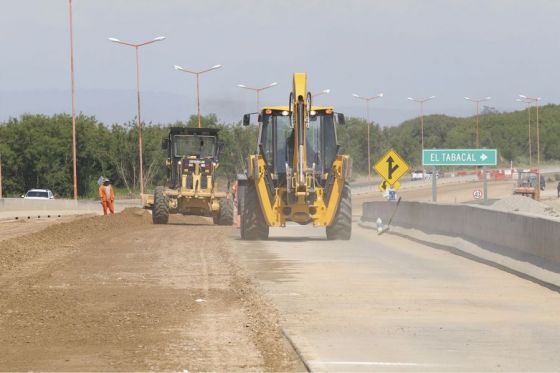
99, 177, 115, 215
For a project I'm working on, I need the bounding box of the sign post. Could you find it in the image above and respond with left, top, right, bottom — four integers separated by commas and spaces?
432, 166, 437, 202
483, 166, 488, 204
423, 149, 498, 203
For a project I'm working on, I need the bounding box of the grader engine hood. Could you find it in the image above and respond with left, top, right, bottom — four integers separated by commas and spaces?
179, 158, 214, 193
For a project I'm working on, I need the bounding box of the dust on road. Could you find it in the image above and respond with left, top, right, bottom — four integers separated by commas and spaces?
0, 208, 305, 372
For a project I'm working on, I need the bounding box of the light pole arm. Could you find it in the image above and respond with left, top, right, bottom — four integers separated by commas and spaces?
109, 40, 137, 47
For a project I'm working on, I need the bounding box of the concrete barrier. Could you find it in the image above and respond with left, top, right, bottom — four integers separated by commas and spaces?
0, 198, 141, 218
362, 201, 560, 277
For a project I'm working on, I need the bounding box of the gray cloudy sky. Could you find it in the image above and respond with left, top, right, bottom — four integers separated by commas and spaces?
0, 0, 558, 126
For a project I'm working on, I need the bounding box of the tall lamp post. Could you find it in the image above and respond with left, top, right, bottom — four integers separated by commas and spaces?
352, 92, 384, 180
174, 64, 222, 128
519, 94, 542, 193
312, 89, 330, 98
68, 0, 78, 200
516, 98, 533, 167
0, 154, 3, 199
237, 82, 278, 113
464, 96, 491, 148
407, 96, 435, 158
109, 35, 165, 196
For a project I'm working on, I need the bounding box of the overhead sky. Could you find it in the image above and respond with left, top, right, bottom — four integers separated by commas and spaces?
0, 0, 558, 126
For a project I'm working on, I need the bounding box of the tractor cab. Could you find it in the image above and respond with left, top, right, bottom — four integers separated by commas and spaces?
162, 127, 223, 189
246, 106, 345, 188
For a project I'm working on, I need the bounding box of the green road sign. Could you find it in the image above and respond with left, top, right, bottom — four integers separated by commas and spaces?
422, 149, 497, 166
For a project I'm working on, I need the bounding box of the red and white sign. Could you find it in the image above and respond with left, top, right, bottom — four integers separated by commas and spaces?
473, 189, 483, 199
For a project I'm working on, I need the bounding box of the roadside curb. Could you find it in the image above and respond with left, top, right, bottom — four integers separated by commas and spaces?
280, 328, 311, 373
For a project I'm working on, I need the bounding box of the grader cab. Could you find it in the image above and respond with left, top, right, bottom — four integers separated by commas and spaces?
151, 127, 234, 225
238, 73, 352, 240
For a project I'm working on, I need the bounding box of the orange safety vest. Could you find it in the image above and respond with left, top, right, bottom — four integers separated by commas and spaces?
99, 184, 115, 203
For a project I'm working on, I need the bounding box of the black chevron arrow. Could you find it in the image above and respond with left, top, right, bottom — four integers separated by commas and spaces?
387, 156, 399, 180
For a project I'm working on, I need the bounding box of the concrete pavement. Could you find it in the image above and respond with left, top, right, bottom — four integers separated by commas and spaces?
231, 223, 560, 371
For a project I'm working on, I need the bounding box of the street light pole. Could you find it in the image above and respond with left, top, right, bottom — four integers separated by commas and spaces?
519, 94, 542, 195
407, 96, 435, 165
516, 98, 533, 167
311, 89, 330, 98
109, 35, 165, 196
464, 96, 491, 148
68, 0, 78, 200
237, 82, 278, 113
0, 153, 3, 199
352, 93, 384, 181
174, 64, 222, 128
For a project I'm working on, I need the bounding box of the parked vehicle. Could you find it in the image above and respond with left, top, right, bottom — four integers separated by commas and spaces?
22, 189, 54, 199
411, 170, 424, 181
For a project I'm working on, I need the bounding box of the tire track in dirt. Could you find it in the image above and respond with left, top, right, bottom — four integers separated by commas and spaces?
0, 209, 306, 372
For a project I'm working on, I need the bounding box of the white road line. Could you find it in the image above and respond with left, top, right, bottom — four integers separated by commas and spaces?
309, 361, 444, 367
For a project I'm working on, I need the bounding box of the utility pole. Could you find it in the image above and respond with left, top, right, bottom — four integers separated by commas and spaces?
408, 96, 436, 156
519, 94, 541, 195
516, 98, 533, 167
68, 0, 78, 200
0, 153, 3, 199
174, 64, 223, 128
109, 35, 166, 196
237, 82, 278, 113
464, 96, 491, 148
353, 92, 384, 181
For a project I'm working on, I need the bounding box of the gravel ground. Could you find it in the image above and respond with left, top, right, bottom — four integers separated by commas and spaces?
490, 195, 560, 219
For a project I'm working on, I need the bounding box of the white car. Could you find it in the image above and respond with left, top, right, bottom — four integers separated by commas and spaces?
22, 189, 54, 200
411, 170, 424, 181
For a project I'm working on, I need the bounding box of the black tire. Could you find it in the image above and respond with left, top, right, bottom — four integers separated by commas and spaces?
326, 182, 352, 240
240, 183, 269, 240
216, 197, 234, 225
152, 186, 169, 224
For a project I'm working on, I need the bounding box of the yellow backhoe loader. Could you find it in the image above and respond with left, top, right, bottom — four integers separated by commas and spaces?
238, 73, 351, 240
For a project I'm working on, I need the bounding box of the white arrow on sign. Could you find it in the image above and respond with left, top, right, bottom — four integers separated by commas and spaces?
480, 154, 488, 161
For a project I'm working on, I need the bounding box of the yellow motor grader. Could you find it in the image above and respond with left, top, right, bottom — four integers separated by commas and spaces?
150, 127, 234, 225
238, 73, 351, 240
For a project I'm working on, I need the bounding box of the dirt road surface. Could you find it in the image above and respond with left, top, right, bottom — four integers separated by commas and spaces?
0, 209, 305, 372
